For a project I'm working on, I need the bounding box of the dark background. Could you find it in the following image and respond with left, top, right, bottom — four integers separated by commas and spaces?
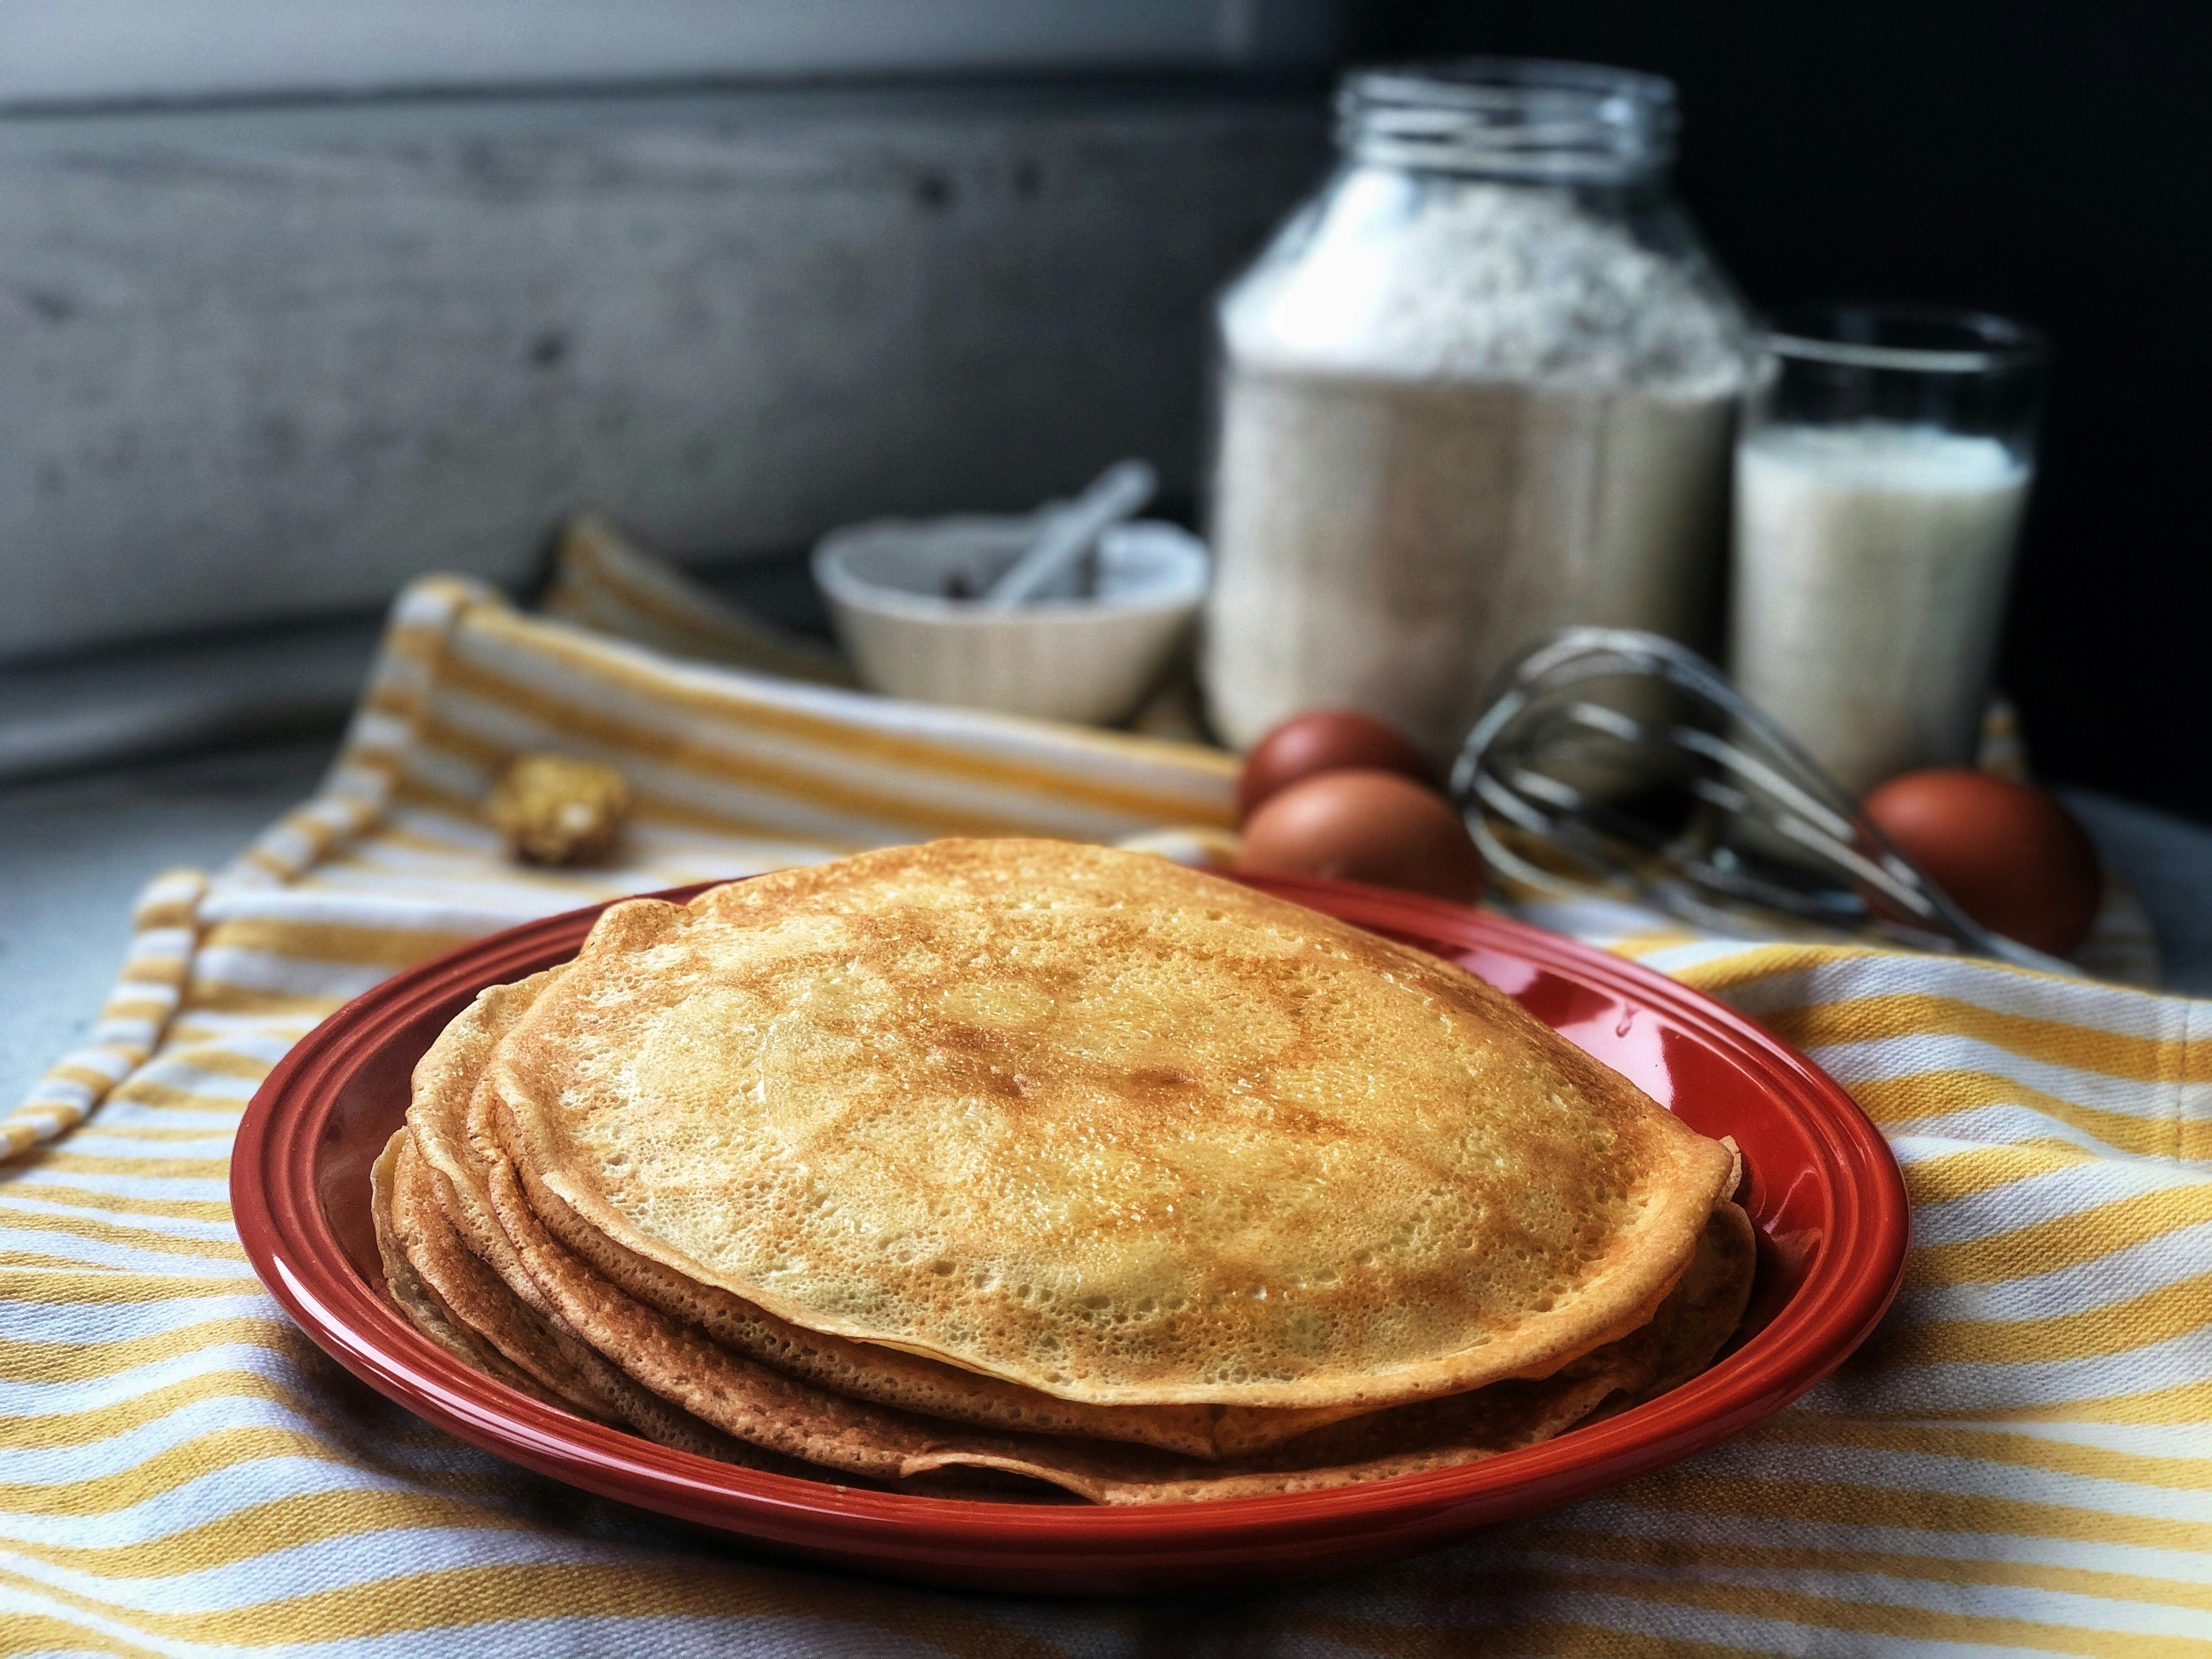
1345, 2, 2210, 822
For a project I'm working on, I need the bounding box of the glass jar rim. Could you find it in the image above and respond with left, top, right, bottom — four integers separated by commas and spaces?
1339, 58, 1679, 180
1764, 303, 2046, 374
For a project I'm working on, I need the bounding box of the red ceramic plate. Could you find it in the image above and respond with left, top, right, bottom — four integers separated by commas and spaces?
234, 874, 1906, 1596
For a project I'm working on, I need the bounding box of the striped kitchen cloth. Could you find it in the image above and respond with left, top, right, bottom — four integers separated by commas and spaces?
3, 573, 2207, 1656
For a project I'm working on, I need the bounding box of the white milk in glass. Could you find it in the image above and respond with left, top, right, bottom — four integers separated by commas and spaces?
1730, 421, 2030, 797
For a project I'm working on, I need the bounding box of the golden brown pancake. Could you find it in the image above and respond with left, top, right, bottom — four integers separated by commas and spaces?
402, 974, 749, 1446
477, 1074, 1736, 1503
493, 839, 1737, 1410
386, 1127, 618, 1420
370, 1129, 560, 1405
413, 974, 1320, 1459
1637, 1199, 1757, 1402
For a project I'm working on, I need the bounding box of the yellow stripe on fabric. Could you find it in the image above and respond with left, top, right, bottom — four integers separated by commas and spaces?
0, 1369, 429, 1454
1522, 1528, 2212, 1617
1300, 1618, 1772, 1659
65, 1124, 245, 1145
0, 1184, 232, 1223
0, 1613, 156, 1659
0, 1250, 153, 1274
0, 1488, 543, 1581
0, 1374, 270, 1453
452, 611, 1239, 826
424, 672, 1106, 843
97, 998, 178, 1026
1613, 1469, 2212, 1554
0, 1559, 1083, 1657
2, 1118, 81, 1160
1853, 1069, 2208, 1161
0, 1204, 247, 1263
0, 1319, 298, 1384
99, 1082, 248, 1114
1903, 1139, 2101, 1203
200, 918, 481, 972
1307, 1564, 2212, 1659
1670, 941, 1886, 995
178, 986, 348, 1019
0, 1427, 371, 1517
1741, 1415, 2212, 1492
43, 1064, 121, 1094
1527, 1568, 2209, 1658
488, 595, 1241, 787
1879, 1271, 2212, 1368
1751, 992, 2204, 1086
15, 1152, 230, 1181
104, 957, 187, 990
155, 1048, 278, 1083
551, 537, 854, 689
0, 1267, 250, 1307
408, 719, 874, 851
1911, 1184, 2212, 1289
1603, 929, 1708, 960
1855, 1379, 2212, 1427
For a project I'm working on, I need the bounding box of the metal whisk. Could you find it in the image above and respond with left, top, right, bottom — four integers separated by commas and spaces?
1448, 628, 2068, 972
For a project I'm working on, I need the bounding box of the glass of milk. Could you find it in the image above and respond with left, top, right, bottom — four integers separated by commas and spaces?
1729, 305, 2046, 798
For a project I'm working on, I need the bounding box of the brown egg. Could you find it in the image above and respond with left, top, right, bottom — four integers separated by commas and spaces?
1237, 709, 1439, 823
1234, 769, 1484, 904
1860, 769, 2101, 958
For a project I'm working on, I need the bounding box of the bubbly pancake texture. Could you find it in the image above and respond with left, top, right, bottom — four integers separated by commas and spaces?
493, 839, 1736, 1410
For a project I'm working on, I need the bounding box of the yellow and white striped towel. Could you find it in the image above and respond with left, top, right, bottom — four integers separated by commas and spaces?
5, 574, 2208, 1656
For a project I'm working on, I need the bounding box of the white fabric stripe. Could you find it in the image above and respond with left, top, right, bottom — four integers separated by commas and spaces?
1681, 1439, 2211, 1526
19, 1082, 93, 1110
108, 979, 183, 1007
115, 1064, 259, 1103
0, 1522, 681, 1619
0, 1294, 275, 1345
1717, 952, 2205, 1044
159, 1031, 300, 1068
1889, 1104, 2173, 1163
0, 1194, 240, 1244
458, 611, 1234, 810
1889, 1222, 2212, 1326
431, 684, 1160, 845
0, 1344, 333, 1418
0, 1596, 962, 1659
91, 1017, 165, 1050
0, 1167, 233, 1205
0, 1224, 244, 1274
1800, 1320, 2212, 1413
87, 1107, 247, 1137
123, 926, 197, 960
33, 1048, 132, 1085
1497, 1546, 2204, 1639
187, 949, 386, 1001
1808, 1033, 2198, 1121
1557, 1496, 2212, 1585
197, 887, 572, 935
50, 1130, 238, 1159
1912, 1418, 2212, 1459
1899, 1150, 2204, 1244
1376, 1584, 2059, 1659
379, 799, 504, 854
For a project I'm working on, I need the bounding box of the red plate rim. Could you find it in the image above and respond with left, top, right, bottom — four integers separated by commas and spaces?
233, 873, 1908, 1568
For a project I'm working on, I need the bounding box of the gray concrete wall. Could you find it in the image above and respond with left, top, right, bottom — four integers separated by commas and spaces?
0, 84, 1327, 662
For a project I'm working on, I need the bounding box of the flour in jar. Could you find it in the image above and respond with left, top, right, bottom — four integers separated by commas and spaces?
1204, 176, 1753, 759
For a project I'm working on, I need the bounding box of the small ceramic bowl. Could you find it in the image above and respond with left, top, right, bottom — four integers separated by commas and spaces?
811, 515, 1207, 725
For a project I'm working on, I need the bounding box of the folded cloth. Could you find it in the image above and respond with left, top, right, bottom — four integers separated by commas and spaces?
4, 574, 2208, 1656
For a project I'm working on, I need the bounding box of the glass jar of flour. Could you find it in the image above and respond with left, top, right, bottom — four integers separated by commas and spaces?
1203, 60, 1758, 759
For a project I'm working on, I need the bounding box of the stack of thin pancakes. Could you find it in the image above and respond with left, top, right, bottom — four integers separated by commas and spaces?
373, 839, 1755, 1504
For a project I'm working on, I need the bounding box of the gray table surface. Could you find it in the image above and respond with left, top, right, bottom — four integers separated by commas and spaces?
3, 736, 2209, 1109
